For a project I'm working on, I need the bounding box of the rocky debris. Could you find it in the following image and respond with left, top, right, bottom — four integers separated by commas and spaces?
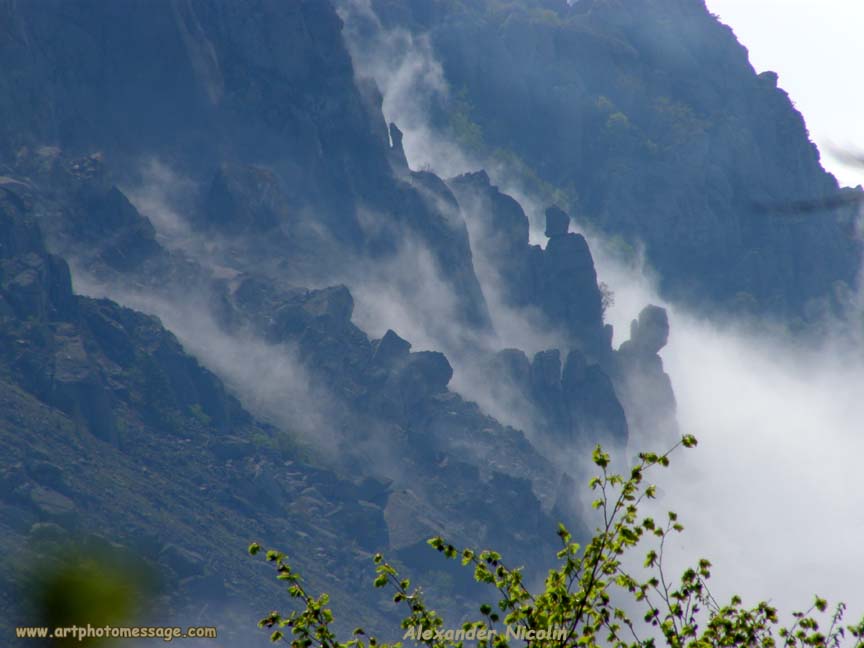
218, 277, 352, 340
396, 351, 453, 404
614, 305, 678, 441
211, 265, 567, 571
217, 274, 457, 420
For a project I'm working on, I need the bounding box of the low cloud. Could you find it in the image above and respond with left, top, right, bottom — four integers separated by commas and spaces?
583, 224, 864, 620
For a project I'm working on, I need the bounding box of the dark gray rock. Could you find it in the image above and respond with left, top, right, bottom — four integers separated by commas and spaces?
204, 162, 293, 233
388, 122, 409, 172
614, 305, 678, 441
531, 350, 562, 397
624, 305, 669, 356
490, 348, 532, 392
448, 172, 608, 356
371, 329, 412, 368
544, 205, 570, 238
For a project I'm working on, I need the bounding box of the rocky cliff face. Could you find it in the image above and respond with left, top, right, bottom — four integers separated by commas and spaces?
446, 171, 631, 449
448, 172, 611, 354
613, 305, 678, 441
0, 142, 586, 640
370, 0, 862, 321
0, 180, 403, 641
0, 0, 492, 331
0, 0, 687, 639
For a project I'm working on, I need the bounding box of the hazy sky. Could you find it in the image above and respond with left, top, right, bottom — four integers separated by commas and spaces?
705, 0, 864, 188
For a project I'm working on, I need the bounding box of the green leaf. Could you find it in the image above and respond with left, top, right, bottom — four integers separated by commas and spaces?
592, 445, 610, 469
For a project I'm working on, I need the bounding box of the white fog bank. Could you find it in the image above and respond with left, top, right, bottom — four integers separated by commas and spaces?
593, 237, 864, 616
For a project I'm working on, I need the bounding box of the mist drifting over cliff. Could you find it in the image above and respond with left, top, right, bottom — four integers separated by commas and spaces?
337, 0, 864, 616
3, 0, 864, 641
590, 231, 864, 615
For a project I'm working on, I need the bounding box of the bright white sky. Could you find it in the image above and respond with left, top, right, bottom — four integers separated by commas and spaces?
705, 0, 864, 188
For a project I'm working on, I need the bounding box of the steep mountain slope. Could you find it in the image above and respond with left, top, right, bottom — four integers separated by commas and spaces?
0, 0, 490, 331
0, 184, 396, 642
0, 0, 683, 640
368, 0, 862, 321
0, 153, 600, 636
0, 0, 644, 463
